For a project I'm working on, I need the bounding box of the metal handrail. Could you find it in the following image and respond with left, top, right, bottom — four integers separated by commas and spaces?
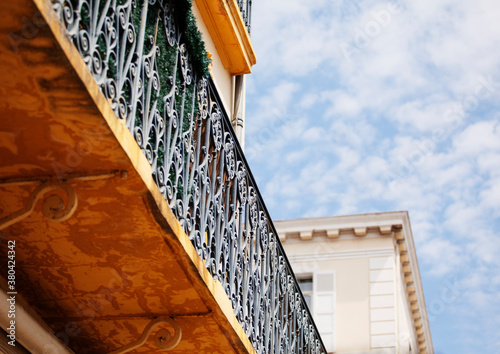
237, 0, 252, 33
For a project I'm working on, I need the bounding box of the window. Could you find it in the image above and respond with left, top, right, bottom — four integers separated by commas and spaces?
298, 277, 313, 309
297, 273, 336, 353
314, 272, 336, 353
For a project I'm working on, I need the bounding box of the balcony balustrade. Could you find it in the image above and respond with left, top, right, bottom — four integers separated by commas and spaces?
237, 0, 252, 33
46, 0, 326, 352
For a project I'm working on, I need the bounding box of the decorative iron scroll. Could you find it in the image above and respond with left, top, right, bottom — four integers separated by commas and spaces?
51, 0, 325, 352
0, 180, 78, 230
109, 317, 182, 353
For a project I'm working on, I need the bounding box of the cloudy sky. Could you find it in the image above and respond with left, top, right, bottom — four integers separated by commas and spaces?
244, 0, 500, 352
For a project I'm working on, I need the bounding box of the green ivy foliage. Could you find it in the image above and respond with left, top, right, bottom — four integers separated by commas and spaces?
176, 0, 211, 78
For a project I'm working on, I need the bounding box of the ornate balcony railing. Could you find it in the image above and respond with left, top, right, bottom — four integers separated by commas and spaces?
237, 0, 252, 33
50, 0, 325, 352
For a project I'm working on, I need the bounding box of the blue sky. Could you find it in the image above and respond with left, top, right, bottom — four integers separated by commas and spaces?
244, 0, 500, 352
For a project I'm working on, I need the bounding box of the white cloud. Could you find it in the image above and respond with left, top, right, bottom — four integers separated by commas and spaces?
322, 90, 363, 117
453, 120, 500, 155
419, 237, 462, 276
246, 0, 500, 350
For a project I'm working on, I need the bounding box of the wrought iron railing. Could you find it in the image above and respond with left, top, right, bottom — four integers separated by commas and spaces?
237, 0, 252, 33
50, 0, 325, 352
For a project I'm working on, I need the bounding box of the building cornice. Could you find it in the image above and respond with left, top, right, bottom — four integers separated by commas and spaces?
287, 247, 394, 263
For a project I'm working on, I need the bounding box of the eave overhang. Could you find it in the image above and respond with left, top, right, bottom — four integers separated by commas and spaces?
194, 0, 257, 75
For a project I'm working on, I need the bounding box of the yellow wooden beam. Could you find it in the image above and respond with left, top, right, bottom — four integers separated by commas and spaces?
195, 0, 256, 75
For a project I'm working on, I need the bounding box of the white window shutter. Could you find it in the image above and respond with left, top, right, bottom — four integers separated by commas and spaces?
313, 272, 336, 353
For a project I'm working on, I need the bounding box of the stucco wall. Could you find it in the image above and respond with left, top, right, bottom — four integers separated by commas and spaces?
283, 236, 397, 352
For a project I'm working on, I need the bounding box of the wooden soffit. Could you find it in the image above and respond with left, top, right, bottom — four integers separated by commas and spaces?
195, 0, 256, 75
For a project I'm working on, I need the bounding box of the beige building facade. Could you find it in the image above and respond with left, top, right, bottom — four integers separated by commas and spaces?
275, 211, 433, 354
